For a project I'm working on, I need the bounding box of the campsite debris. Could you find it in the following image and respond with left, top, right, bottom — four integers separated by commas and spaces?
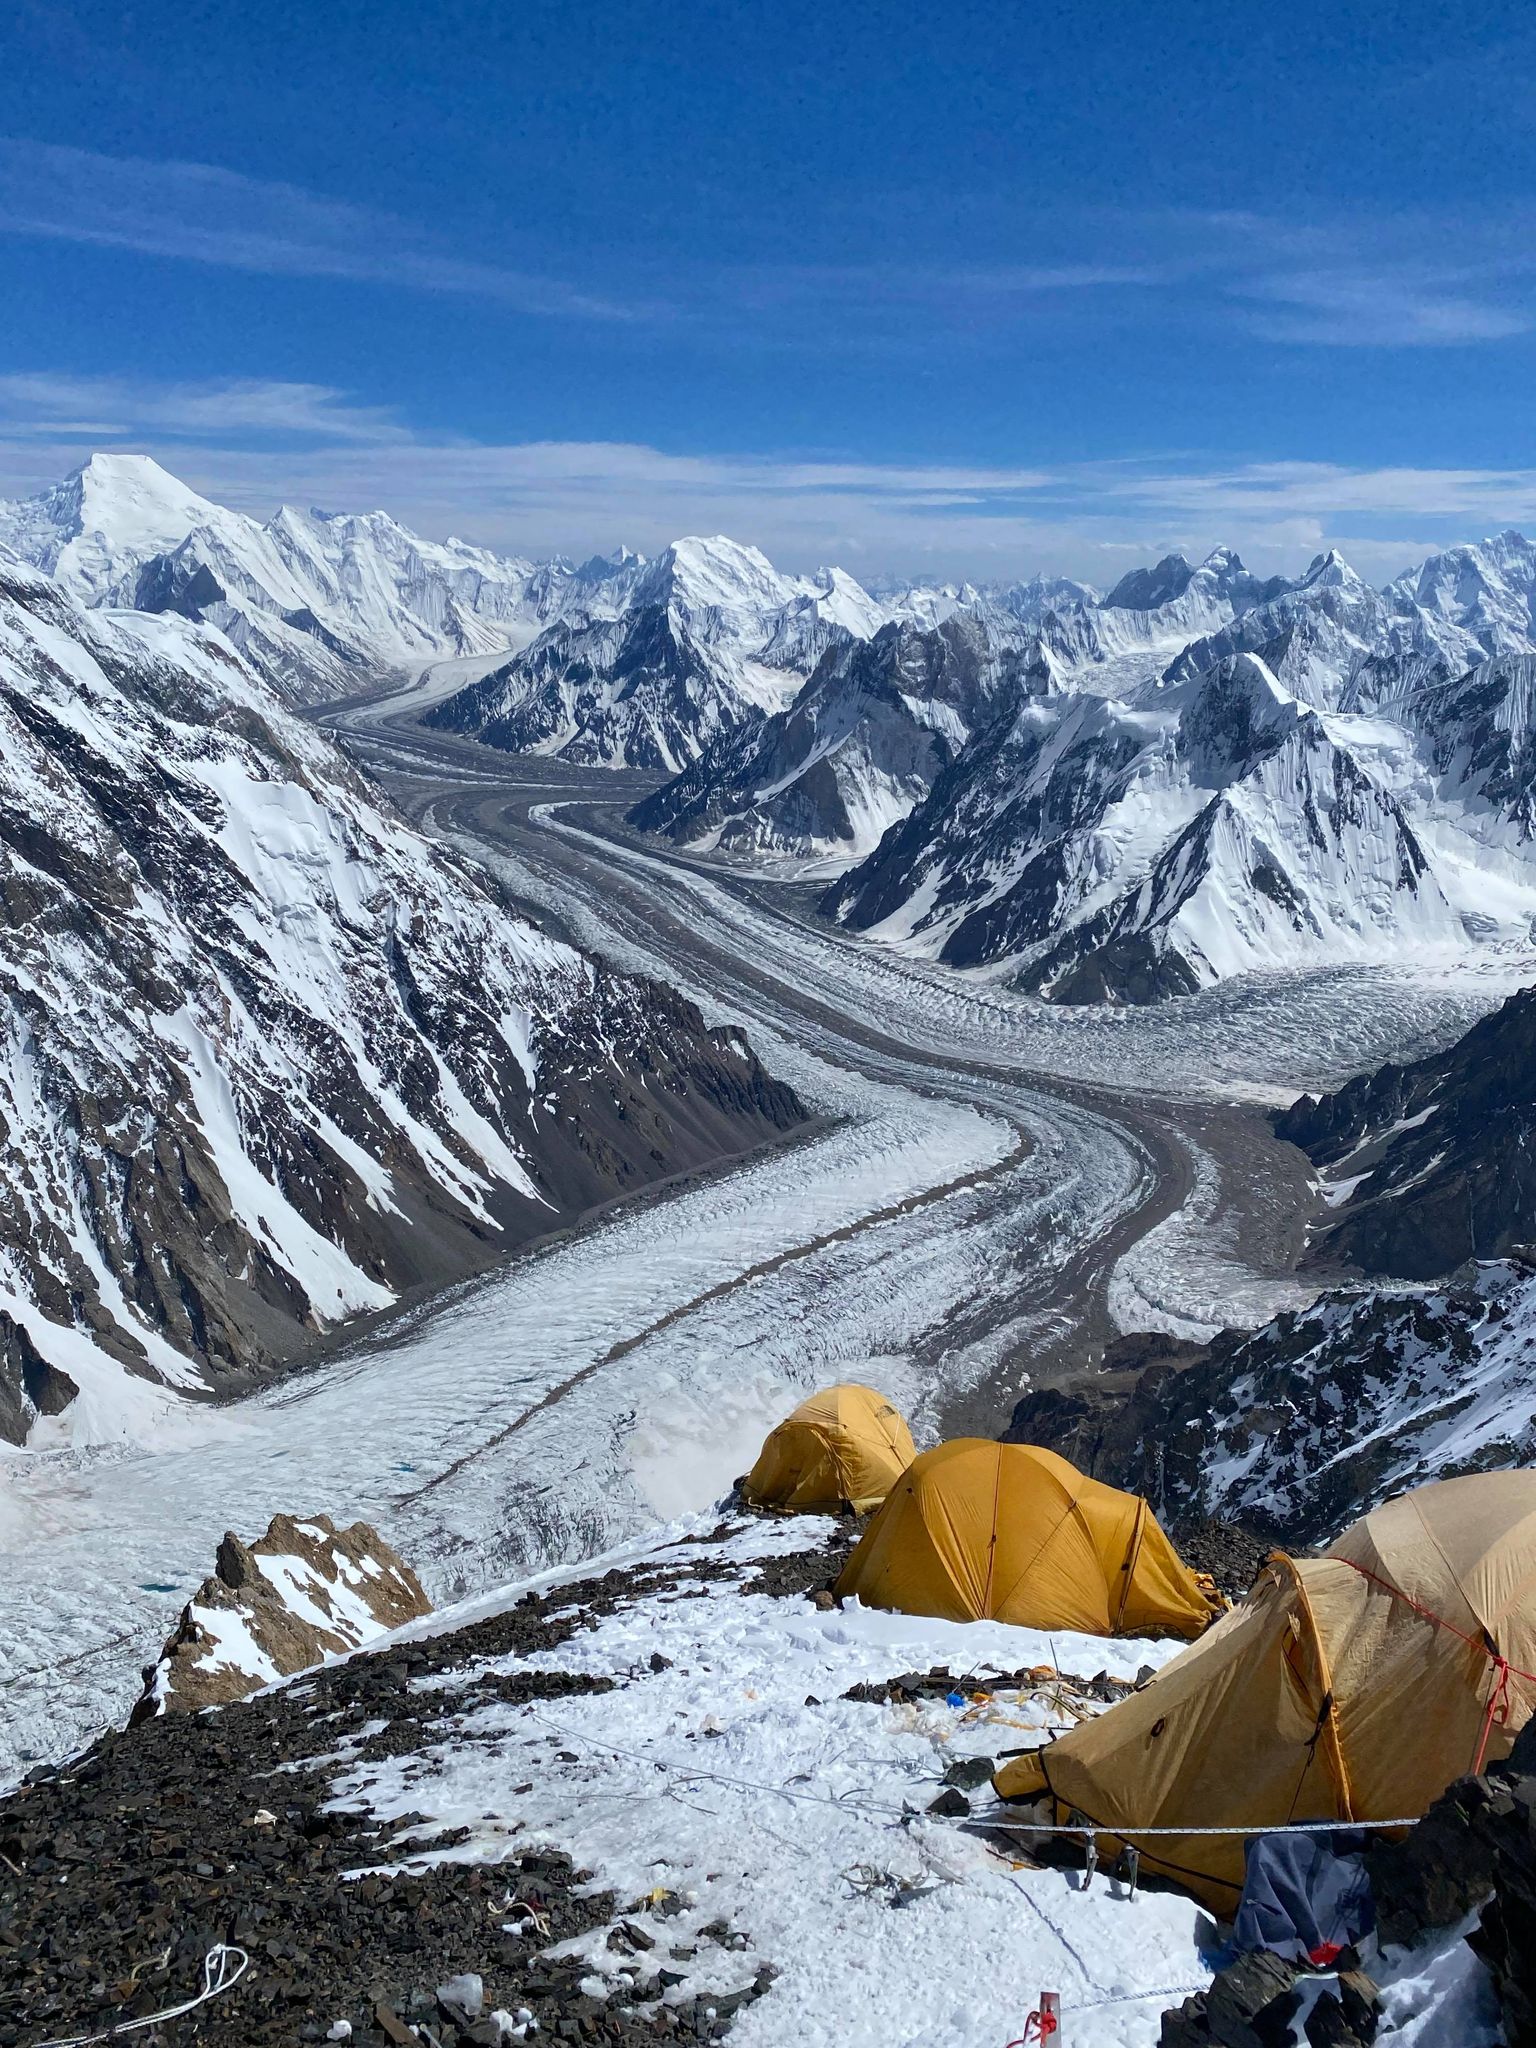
925, 1787, 971, 1817
842, 1662, 1130, 1709
941, 1755, 997, 1791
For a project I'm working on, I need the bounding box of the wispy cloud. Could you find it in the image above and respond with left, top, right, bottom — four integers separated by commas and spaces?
1235, 270, 1531, 346
0, 141, 650, 321
0, 372, 409, 443
2, 373, 1535, 583
6, 139, 1536, 358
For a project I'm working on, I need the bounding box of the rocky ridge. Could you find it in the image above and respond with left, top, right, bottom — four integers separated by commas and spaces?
1275, 980, 1536, 1280
134, 1514, 433, 1721
628, 612, 1032, 864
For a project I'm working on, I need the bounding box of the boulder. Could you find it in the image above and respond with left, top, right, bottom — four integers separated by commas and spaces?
131, 1512, 431, 1720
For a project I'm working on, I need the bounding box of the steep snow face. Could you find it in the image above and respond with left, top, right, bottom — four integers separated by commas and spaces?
0, 456, 554, 704
422, 602, 776, 773
629, 613, 1032, 867
1389, 531, 1536, 656
826, 651, 1507, 1002
0, 453, 243, 607
0, 552, 803, 1447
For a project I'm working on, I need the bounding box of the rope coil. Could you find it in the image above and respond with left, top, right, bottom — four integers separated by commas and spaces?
33, 1945, 249, 2048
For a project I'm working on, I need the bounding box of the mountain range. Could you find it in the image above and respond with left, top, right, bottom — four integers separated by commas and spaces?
11, 455, 1536, 1005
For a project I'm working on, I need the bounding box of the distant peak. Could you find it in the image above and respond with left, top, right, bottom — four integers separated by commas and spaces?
1103, 553, 1195, 611
71, 451, 213, 510
1301, 547, 1360, 586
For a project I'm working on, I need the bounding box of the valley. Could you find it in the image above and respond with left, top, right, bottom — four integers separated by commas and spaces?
5, 666, 1528, 1786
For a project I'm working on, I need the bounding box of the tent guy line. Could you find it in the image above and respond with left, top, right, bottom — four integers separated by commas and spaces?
507, 1706, 1425, 1840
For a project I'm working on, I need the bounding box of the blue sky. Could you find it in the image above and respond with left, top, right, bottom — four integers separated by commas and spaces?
4, 0, 1536, 581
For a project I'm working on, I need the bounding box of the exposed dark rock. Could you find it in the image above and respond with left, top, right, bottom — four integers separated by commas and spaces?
132, 1513, 432, 1721
634, 615, 1023, 863
1159, 1949, 1299, 2046
0, 556, 808, 1442
0, 1521, 833, 2046
1006, 1260, 1536, 1551
1276, 981, 1536, 1279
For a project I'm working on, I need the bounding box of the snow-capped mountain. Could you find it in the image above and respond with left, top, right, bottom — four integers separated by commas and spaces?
0, 548, 803, 1448
626, 542, 1458, 878
1389, 530, 1536, 657
1166, 548, 1488, 711
815, 538, 1536, 1001
425, 536, 898, 772
826, 646, 1494, 1000
628, 612, 1037, 865
0, 454, 569, 704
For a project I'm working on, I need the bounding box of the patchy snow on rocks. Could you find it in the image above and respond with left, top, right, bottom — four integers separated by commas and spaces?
0, 550, 804, 1448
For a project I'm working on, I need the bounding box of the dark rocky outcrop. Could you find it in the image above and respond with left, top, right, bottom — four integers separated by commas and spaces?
634, 615, 1023, 862
1008, 1254, 1536, 1551
0, 559, 807, 1443
1276, 981, 1536, 1279
0, 1528, 834, 2047
132, 1514, 432, 1721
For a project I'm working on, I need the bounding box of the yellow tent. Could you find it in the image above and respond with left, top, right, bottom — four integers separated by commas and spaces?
743, 1384, 916, 1513
995, 1471, 1536, 1912
833, 1440, 1220, 1638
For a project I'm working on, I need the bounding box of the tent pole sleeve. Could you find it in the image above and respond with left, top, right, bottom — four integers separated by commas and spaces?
1280, 1556, 1356, 1823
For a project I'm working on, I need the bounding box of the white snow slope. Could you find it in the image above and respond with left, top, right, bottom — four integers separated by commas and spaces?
828, 633, 1536, 1001
325, 1512, 1494, 2048
0, 454, 623, 704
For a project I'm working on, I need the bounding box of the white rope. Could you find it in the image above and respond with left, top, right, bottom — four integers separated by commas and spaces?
33, 1944, 249, 2048
523, 1709, 1420, 1839
982, 1814, 1421, 1839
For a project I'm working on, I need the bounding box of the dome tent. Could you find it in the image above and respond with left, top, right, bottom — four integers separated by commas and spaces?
743, 1384, 915, 1514
833, 1439, 1220, 1638
994, 1470, 1536, 1913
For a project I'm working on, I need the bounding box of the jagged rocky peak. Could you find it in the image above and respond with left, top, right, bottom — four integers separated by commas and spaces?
1103, 550, 1199, 611
629, 609, 1026, 866
0, 552, 805, 1446
1101, 544, 1287, 617
132, 1512, 431, 1720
